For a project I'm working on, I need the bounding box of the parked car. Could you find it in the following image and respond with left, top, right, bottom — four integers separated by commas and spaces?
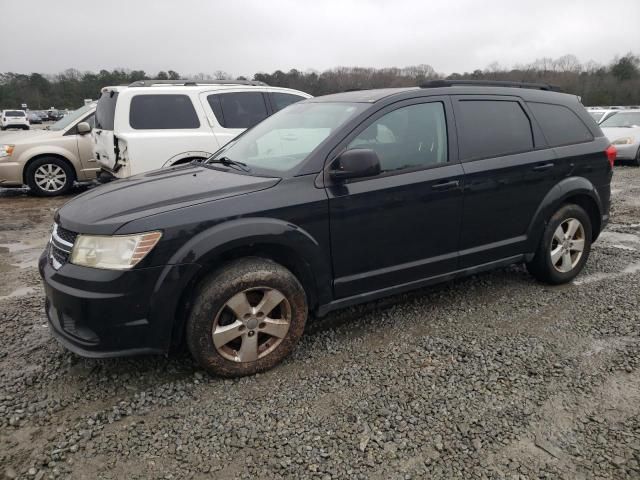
92, 80, 311, 179
600, 110, 640, 165
0, 103, 98, 195
27, 112, 43, 124
587, 108, 618, 124
40, 80, 613, 377
1, 110, 30, 130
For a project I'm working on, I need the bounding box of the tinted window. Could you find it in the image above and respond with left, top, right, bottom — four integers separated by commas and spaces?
528, 102, 593, 146
5, 110, 25, 117
348, 102, 448, 172
271, 93, 306, 112
456, 100, 533, 161
208, 92, 268, 129
130, 94, 200, 129
95, 91, 118, 130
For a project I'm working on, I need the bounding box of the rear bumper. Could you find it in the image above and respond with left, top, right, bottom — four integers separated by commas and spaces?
39, 250, 200, 357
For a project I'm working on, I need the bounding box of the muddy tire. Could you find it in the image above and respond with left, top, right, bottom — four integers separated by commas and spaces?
526, 204, 592, 285
25, 156, 75, 197
186, 257, 308, 377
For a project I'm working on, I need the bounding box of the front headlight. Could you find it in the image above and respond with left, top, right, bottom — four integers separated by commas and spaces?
0, 144, 15, 158
612, 137, 634, 145
70, 231, 162, 270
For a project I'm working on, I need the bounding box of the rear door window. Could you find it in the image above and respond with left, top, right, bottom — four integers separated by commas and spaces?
528, 102, 593, 146
270, 93, 306, 112
207, 92, 268, 129
455, 99, 533, 161
95, 91, 119, 130
129, 94, 200, 129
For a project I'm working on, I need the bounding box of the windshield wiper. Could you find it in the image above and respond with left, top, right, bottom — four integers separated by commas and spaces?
207, 156, 251, 172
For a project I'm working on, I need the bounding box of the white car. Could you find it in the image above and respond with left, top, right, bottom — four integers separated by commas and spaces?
600, 109, 640, 166
92, 80, 312, 179
586, 107, 618, 124
1, 110, 30, 130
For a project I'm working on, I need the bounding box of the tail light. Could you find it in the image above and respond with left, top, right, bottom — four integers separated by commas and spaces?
605, 145, 617, 169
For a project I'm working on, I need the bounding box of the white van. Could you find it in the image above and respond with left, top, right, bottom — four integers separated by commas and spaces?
92, 80, 311, 179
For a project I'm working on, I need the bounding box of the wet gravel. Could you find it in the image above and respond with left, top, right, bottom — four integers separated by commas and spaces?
1, 168, 639, 479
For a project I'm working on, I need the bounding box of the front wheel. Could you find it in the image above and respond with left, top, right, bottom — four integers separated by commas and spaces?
526, 204, 592, 284
186, 257, 308, 377
25, 157, 75, 196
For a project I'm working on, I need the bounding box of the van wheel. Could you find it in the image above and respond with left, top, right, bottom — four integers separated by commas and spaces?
186, 257, 308, 377
526, 204, 592, 284
26, 157, 75, 196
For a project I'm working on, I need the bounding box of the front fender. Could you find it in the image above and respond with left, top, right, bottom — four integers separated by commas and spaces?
167, 217, 333, 306
19, 144, 79, 170
526, 176, 603, 251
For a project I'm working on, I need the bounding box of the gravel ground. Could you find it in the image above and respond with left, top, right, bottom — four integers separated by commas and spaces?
1, 168, 639, 480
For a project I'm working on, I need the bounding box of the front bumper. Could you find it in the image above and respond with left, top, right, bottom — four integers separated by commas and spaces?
39, 250, 200, 358
0, 160, 24, 186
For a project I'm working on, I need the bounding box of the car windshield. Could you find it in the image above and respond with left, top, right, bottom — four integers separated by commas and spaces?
600, 112, 640, 128
589, 112, 604, 122
5, 111, 25, 117
206, 102, 367, 175
48, 104, 94, 131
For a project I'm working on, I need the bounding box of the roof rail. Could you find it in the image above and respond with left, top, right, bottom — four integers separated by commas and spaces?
420, 79, 563, 92
128, 79, 268, 87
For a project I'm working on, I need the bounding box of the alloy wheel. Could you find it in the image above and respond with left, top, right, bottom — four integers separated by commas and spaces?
34, 164, 67, 192
212, 287, 292, 363
550, 218, 585, 273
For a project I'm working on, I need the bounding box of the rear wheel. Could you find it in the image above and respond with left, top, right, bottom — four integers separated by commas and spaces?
25, 157, 75, 196
186, 257, 308, 377
526, 204, 592, 284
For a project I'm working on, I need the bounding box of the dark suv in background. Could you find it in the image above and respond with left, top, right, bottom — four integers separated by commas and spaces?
40, 80, 614, 377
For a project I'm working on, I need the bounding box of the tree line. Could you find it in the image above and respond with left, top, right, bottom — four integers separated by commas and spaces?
1, 53, 638, 110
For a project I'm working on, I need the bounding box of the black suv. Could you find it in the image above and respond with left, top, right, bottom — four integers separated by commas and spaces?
39, 80, 614, 377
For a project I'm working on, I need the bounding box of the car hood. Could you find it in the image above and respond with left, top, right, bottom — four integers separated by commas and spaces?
56, 164, 280, 235
601, 127, 640, 143
0, 128, 62, 144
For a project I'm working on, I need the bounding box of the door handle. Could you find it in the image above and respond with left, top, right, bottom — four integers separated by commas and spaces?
532, 162, 554, 171
432, 180, 460, 190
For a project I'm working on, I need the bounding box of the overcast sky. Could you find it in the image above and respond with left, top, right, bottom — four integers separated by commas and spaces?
2, 0, 639, 77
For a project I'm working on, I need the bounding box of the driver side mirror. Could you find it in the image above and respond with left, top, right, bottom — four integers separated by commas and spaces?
329, 148, 381, 181
76, 122, 92, 135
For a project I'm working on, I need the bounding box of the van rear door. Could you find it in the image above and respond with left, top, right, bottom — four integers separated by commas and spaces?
93, 89, 119, 170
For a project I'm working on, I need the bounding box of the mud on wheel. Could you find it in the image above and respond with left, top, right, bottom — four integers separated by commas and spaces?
186, 257, 308, 377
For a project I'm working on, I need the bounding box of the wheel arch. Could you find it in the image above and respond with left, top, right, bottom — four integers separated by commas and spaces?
527, 177, 604, 251
164, 218, 332, 349
23, 153, 77, 184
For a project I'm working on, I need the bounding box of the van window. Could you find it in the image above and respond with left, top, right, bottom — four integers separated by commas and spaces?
528, 102, 593, 146
96, 91, 118, 130
347, 102, 448, 172
456, 100, 533, 161
207, 92, 268, 129
129, 95, 200, 130
270, 93, 306, 112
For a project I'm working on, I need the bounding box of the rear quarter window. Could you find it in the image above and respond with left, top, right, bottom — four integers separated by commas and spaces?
270, 93, 306, 112
456, 99, 534, 161
527, 102, 593, 147
129, 94, 200, 130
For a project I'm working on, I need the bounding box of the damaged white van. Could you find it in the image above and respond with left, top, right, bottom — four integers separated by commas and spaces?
92, 80, 311, 179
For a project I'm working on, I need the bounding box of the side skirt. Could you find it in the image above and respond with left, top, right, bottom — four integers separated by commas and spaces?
315, 254, 527, 317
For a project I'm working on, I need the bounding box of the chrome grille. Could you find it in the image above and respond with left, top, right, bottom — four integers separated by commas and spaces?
49, 223, 77, 269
